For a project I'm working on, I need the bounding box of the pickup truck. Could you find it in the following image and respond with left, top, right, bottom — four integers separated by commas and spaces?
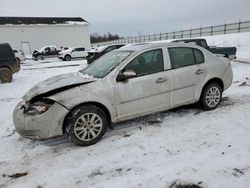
172, 38, 236, 60
32, 45, 60, 61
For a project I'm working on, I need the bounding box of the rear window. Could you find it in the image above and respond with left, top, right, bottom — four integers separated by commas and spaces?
0, 45, 14, 59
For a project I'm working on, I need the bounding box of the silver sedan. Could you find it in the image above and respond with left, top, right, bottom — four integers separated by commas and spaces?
13, 42, 233, 146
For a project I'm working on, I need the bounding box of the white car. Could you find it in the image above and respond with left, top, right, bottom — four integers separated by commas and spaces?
13, 42, 233, 146
58, 47, 88, 61
13, 49, 25, 63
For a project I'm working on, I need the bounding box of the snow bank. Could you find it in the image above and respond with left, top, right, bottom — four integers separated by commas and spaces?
0, 55, 250, 188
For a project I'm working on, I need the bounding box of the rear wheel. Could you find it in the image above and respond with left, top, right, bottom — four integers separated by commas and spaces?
66, 105, 108, 146
0, 68, 13, 83
199, 83, 222, 110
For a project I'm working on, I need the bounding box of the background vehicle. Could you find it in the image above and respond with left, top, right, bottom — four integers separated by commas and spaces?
172, 38, 236, 60
58, 47, 88, 61
87, 44, 125, 64
13, 42, 233, 146
13, 49, 26, 63
0, 43, 20, 83
32, 45, 59, 61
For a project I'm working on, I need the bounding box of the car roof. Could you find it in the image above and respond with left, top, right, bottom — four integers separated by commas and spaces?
117, 42, 202, 52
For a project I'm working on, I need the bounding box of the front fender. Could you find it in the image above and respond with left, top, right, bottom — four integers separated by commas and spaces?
48, 82, 116, 122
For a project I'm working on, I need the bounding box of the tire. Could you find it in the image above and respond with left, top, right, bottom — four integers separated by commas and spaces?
16, 58, 20, 64
66, 105, 108, 146
0, 68, 13, 83
199, 83, 222, 110
64, 55, 71, 61
35, 55, 43, 61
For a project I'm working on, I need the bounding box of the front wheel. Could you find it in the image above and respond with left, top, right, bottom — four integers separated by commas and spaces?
64, 55, 71, 61
0, 68, 13, 83
66, 105, 108, 146
199, 83, 222, 110
35, 55, 44, 61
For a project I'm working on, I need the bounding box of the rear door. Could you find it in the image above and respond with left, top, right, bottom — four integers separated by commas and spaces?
114, 48, 172, 120
168, 47, 207, 106
73, 48, 87, 58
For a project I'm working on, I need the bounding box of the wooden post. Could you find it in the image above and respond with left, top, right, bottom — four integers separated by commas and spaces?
224, 22, 226, 34
238, 20, 241, 33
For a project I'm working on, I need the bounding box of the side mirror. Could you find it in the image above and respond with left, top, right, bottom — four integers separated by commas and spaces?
116, 70, 137, 82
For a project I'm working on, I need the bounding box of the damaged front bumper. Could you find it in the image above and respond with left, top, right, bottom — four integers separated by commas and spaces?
13, 100, 69, 139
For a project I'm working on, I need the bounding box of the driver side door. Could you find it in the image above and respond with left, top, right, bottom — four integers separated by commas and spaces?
114, 48, 172, 121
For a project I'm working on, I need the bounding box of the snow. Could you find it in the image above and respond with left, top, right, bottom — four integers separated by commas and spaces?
1, 34, 250, 187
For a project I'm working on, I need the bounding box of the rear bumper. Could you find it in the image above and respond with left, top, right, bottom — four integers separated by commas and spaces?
222, 63, 233, 91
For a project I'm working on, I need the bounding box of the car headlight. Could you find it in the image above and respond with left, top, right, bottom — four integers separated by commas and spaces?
23, 98, 55, 116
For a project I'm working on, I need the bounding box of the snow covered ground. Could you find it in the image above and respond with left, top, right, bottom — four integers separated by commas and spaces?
1, 35, 250, 188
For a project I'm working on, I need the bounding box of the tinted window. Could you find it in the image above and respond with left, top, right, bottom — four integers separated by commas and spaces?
77, 48, 85, 51
123, 49, 164, 76
104, 46, 117, 53
200, 41, 207, 48
194, 49, 204, 64
168, 47, 195, 68
0, 45, 13, 58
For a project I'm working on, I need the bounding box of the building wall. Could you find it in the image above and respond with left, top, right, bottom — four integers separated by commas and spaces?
0, 24, 90, 55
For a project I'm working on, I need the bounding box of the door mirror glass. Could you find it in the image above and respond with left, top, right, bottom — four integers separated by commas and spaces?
116, 70, 136, 82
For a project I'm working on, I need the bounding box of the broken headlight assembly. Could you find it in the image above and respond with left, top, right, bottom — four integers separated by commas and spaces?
22, 98, 55, 116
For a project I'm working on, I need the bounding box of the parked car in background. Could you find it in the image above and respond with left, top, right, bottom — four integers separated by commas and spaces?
13, 49, 26, 63
172, 38, 237, 60
32, 45, 59, 61
13, 42, 233, 146
58, 47, 88, 61
87, 44, 125, 64
0, 43, 20, 83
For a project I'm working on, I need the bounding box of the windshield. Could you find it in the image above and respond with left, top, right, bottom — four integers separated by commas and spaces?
81, 50, 133, 78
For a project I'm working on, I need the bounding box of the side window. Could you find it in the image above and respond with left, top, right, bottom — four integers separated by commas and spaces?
104, 46, 116, 53
193, 49, 204, 64
123, 49, 164, 76
79, 48, 85, 51
200, 41, 208, 48
168, 47, 196, 68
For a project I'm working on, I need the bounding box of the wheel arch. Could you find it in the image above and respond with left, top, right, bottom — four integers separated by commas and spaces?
199, 77, 224, 100
64, 54, 71, 59
62, 101, 113, 134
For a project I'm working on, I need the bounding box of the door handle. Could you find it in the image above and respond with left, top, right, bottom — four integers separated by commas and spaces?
156, 77, 168, 84
195, 69, 205, 75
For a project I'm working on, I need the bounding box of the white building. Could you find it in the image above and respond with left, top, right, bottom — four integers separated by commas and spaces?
0, 17, 91, 55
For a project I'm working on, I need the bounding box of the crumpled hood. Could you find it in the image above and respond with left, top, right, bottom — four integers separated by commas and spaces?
23, 72, 97, 101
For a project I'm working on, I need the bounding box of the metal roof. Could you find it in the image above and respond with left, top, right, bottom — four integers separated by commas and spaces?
0, 17, 87, 25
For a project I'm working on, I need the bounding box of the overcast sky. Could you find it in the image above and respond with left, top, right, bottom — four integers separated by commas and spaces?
1, 0, 250, 37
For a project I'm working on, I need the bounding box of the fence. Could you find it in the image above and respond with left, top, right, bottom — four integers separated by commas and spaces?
93, 20, 250, 46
